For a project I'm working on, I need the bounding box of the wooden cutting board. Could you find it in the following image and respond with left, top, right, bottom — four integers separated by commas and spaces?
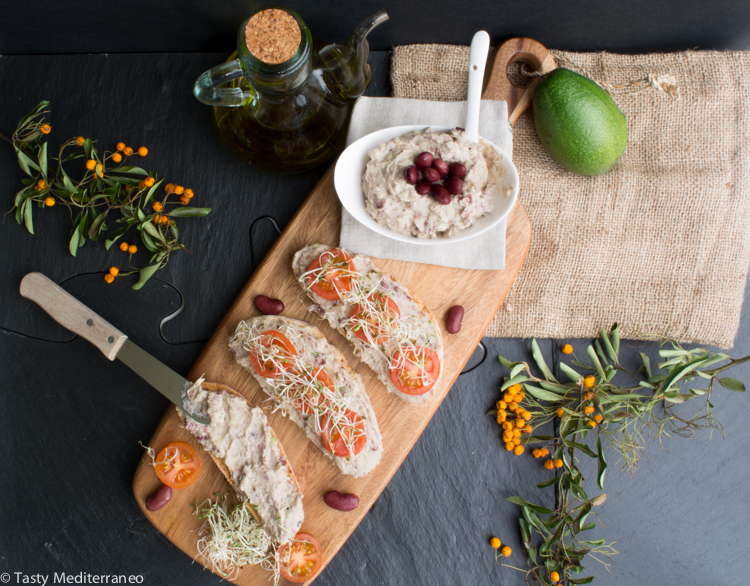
133, 37, 553, 584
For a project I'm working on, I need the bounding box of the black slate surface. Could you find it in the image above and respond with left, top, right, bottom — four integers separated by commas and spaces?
1, 49, 750, 586
4, 0, 750, 55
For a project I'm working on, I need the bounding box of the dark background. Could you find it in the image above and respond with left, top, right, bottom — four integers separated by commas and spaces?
1, 2, 750, 586
3, 0, 750, 55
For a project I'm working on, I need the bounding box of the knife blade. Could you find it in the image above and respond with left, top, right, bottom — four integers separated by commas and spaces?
19, 272, 209, 424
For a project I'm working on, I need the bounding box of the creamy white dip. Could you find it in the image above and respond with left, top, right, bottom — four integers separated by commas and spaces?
293, 245, 444, 404
229, 316, 383, 478
362, 128, 504, 238
181, 380, 304, 545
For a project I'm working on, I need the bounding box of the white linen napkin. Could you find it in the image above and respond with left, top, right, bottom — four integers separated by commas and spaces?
339, 96, 512, 270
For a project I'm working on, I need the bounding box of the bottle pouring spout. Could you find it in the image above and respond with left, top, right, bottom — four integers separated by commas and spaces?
320, 9, 389, 101
350, 9, 390, 50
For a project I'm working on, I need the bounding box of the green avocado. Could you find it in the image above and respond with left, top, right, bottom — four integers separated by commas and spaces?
532, 68, 628, 176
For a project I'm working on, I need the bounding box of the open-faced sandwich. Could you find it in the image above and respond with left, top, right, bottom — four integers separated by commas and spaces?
229, 316, 383, 478
292, 245, 444, 404
179, 378, 304, 545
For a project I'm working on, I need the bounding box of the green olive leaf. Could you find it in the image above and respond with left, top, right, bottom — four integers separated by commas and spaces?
104, 226, 128, 250
660, 354, 710, 394
501, 375, 529, 390
718, 377, 746, 392
560, 362, 582, 383
537, 475, 562, 489
140, 228, 159, 252
88, 210, 108, 240
17, 151, 37, 176
168, 206, 212, 218
69, 218, 82, 256
523, 385, 564, 403
565, 441, 597, 459
132, 264, 160, 290
531, 338, 558, 382
587, 345, 606, 380
507, 496, 553, 515
142, 219, 162, 240
510, 363, 527, 379
600, 329, 617, 363
115, 166, 149, 175
498, 355, 520, 370
596, 436, 607, 489
23, 199, 34, 234
60, 167, 76, 193
39, 141, 48, 177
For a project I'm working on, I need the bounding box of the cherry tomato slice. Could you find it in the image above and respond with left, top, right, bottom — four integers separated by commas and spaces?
290, 367, 334, 415
350, 292, 401, 345
248, 330, 297, 378
306, 249, 355, 301
390, 346, 441, 396
278, 532, 324, 583
320, 409, 367, 457
154, 442, 201, 489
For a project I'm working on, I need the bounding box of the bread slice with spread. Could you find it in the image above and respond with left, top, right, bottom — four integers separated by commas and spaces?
179, 379, 304, 545
292, 245, 444, 404
229, 316, 383, 478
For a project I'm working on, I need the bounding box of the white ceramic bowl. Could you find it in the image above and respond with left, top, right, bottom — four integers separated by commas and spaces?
334, 124, 519, 245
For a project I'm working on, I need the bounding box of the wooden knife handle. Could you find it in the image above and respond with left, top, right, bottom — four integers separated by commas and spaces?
483, 37, 557, 125
19, 272, 128, 360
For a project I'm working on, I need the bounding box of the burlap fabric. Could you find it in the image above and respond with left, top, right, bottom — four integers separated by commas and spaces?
392, 45, 750, 348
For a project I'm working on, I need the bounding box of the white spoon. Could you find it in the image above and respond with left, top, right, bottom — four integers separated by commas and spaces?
465, 30, 491, 144
333, 30, 518, 245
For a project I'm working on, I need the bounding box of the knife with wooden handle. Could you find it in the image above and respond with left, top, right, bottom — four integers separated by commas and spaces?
19, 272, 209, 424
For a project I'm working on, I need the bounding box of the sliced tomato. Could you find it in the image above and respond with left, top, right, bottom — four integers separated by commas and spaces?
290, 367, 334, 415
306, 249, 355, 301
278, 532, 324, 583
248, 330, 297, 378
154, 442, 201, 489
350, 292, 401, 345
390, 346, 441, 396
320, 409, 367, 457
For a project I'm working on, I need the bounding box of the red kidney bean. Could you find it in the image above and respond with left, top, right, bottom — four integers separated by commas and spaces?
432, 184, 451, 204
146, 484, 172, 511
324, 491, 359, 511
255, 294, 284, 315
422, 167, 440, 182
446, 305, 465, 334
432, 158, 449, 178
445, 176, 463, 195
404, 165, 419, 185
449, 162, 467, 178
415, 151, 434, 170
415, 179, 432, 195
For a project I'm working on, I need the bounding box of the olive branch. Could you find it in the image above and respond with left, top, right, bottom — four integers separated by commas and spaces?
489, 325, 747, 585
4, 101, 211, 289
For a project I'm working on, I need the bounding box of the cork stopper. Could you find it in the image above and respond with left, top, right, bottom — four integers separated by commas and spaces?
244, 9, 302, 65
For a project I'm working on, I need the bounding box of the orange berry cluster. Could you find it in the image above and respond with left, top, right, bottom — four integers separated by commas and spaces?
543, 458, 564, 470
581, 378, 602, 428
165, 183, 194, 206
496, 384, 533, 456
105, 242, 139, 283
104, 265, 119, 284
115, 142, 147, 158
531, 447, 550, 459
489, 537, 511, 557
36, 178, 56, 207
85, 158, 104, 177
